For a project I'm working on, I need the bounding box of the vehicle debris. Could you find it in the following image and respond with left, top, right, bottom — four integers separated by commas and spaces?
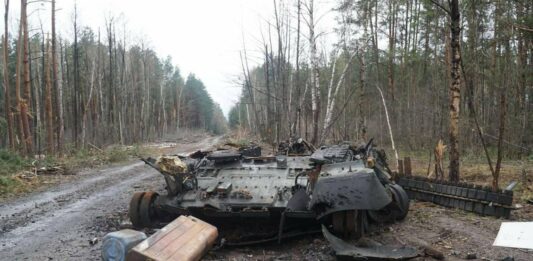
102, 229, 147, 261
89, 237, 98, 245
130, 138, 412, 259
493, 222, 533, 250
123, 138, 412, 258
321, 225, 418, 260
397, 176, 515, 218
128, 215, 218, 261
277, 136, 315, 155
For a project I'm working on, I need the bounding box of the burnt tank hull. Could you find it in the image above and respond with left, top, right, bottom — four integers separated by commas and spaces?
130, 141, 409, 241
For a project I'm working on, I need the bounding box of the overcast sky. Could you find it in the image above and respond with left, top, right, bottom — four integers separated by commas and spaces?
6, 0, 338, 116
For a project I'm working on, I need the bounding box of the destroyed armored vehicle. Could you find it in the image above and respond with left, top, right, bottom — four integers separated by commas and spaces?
129, 138, 409, 241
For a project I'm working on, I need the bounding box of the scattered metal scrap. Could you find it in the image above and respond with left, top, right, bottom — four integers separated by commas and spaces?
322, 225, 418, 260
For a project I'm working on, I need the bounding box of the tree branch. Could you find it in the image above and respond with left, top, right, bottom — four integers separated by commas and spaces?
429, 0, 451, 15
513, 23, 533, 32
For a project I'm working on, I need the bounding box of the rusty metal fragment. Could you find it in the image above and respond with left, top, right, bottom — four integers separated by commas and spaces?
322, 225, 418, 260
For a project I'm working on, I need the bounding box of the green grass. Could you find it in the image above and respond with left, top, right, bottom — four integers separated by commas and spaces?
0, 149, 31, 176
0, 150, 31, 194
0, 175, 22, 194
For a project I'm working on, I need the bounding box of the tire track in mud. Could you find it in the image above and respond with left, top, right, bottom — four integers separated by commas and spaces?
0, 136, 220, 260
0, 162, 144, 232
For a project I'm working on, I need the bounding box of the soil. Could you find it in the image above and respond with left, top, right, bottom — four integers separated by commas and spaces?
204, 202, 533, 261
1, 136, 532, 260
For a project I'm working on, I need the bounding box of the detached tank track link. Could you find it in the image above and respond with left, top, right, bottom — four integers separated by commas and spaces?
397, 176, 513, 218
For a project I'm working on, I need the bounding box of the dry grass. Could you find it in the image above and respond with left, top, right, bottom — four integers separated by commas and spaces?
0, 143, 166, 200
406, 155, 533, 203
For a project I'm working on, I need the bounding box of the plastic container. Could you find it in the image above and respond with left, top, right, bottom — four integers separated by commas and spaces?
101, 229, 147, 261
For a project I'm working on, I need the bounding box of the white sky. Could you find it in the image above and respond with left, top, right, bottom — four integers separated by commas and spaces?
5, 0, 338, 116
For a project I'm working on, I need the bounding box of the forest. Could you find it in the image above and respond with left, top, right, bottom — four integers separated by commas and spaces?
0, 0, 531, 184
0, 1, 532, 259
229, 0, 532, 184
0, 0, 227, 156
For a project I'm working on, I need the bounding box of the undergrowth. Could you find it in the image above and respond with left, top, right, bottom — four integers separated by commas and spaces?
0, 150, 30, 194
0, 144, 152, 197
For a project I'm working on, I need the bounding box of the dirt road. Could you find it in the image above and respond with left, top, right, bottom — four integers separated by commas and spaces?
0, 136, 221, 260
2, 135, 531, 261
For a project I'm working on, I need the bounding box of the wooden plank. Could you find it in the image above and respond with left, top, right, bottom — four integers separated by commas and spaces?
168, 225, 218, 260
146, 216, 196, 252
143, 217, 198, 259
134, 215, 191, 252
398, 159, 404, 176
156, 222, 206, 260
404, 157, 412, 176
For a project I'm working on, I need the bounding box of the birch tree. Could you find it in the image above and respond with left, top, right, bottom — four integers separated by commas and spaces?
305, 0, 321, 145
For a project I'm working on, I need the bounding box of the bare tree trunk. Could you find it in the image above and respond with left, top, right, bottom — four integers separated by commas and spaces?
73, 3, 81, 147
291, 0, 301, 136
493, 92, 506, 191
321, 51, 356, 143
307, 0, 320, 145
52, 0, 64, 155
21, 0, 33, 154
176, 84, 183, 132
44, 39, 54, 154
106, 17, 115, 142
387, 0, 396, 102
377, 85, 399, 170
14, 1, 25, 152
358, 51, 366, 141
34, 37, 43, 154
57, 45, 65, 150
358, 8, 370, 141
81, 58, 96, 148
448, 0, 461, 182
3, 0, 14, 150
263, 44, 272, 140
239, 49, 260, 136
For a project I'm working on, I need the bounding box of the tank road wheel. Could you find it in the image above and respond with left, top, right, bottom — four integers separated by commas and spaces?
332, 212, 345, 235
390, 184, 409, 220
368, 185, 410, 223
129, 192, 145, 228
345, 210, 368, 240
367, 206, 394, 224
139, 192, 159, 228
331, 210, 367, 240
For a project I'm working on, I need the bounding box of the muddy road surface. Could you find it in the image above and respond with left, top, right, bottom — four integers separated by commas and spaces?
0, 136, 221, 260
2, 135, 531, 261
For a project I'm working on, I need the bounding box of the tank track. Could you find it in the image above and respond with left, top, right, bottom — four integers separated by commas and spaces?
397, 176, 514, 218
